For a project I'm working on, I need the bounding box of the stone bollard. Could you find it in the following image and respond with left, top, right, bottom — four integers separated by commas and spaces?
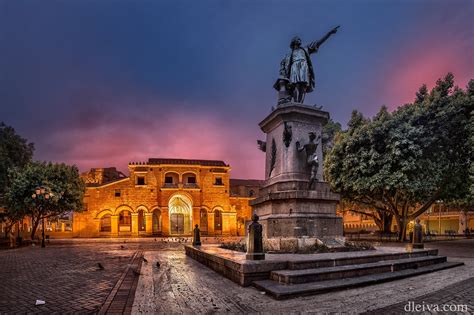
412, 219, 424, 249
406, 219, 424, 252
246, 213, 265, 260
193, 224, 201, 246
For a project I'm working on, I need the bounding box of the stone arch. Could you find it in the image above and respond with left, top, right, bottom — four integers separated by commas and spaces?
164, 171, 180, 185
151, 207, 162, 234
136, 206, 149, 232
96, 210, 113, 233
168, 193, 193, 235
114, 204, 134, 215
115, 205, 133, 233
95, 209, 113, 219
182, 171, 198, 185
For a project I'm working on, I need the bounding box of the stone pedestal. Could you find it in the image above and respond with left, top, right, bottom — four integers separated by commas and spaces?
251, 103, 344, 252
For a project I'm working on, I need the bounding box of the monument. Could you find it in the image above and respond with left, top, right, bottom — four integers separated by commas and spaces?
250, 27, 344, 252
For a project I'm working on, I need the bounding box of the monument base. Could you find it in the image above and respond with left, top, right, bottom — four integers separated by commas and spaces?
246, 252, 266, 260
251, 181, 343, 252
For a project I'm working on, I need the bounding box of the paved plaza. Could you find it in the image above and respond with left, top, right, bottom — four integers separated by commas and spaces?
0, 238, 473, 314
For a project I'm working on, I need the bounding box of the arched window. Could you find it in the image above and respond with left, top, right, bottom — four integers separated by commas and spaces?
100, 215, 112, 232
152, 209, 162, 234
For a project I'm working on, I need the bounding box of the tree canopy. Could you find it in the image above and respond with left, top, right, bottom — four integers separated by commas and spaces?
4, 161, 85, 239
325, 73, 473, 240
0, 122, 34, 197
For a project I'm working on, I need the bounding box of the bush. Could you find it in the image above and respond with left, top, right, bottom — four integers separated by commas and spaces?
219, 241, 246, 252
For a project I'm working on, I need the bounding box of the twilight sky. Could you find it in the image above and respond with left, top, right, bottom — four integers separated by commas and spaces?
1, 0, 472, 179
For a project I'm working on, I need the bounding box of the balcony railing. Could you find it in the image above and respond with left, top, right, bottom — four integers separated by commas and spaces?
161, 182, 200, 189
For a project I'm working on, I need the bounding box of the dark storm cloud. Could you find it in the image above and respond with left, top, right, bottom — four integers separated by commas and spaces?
1, 0, 472, 178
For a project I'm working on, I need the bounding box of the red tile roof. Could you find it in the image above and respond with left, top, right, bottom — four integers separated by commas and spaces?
145, 158, 228, 167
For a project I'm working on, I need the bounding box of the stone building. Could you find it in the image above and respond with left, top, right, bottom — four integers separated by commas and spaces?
72, 158, 263, 237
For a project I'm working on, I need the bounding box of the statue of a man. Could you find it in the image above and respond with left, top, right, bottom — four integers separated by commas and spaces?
296, 132, 321, 189
274, 26, 340, 104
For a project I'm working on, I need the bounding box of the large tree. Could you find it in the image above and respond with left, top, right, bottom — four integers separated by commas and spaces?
325, 74, 473, 241
4, 161, 85, 240
0, 122, 34, 237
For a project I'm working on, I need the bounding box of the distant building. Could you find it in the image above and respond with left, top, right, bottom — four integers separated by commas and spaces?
341, 204, 473, 235
72, 158, 264, 237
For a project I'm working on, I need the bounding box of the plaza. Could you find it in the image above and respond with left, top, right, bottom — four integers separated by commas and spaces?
0, 238, 472, 314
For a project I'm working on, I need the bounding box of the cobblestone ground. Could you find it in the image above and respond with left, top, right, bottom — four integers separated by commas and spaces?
133, 239, 474, 314
0, 239, 180, 314
1, 238, 473, 314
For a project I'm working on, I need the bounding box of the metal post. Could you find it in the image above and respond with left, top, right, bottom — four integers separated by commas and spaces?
41, 218, 45, 248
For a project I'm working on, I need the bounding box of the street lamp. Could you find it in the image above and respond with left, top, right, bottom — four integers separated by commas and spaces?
32, 186, 52, 248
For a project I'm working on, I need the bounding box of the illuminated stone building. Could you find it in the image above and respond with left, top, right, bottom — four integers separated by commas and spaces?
72, 158, 262, 237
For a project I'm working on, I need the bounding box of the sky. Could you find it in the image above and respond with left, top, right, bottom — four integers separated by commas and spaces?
1, 0, 472, 179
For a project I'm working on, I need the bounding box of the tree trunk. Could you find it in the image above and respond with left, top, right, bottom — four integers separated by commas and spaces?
30, 216, 40, 240
394, 214, 404, 242
382, 213, 393, 233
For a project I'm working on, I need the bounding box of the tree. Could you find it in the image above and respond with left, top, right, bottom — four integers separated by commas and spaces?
325, 73, 473, 241
0, 122, 34, 237
4, 161, 85, 240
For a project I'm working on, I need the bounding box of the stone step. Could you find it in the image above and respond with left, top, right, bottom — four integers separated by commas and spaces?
271, 256, 447, 284
287, 249, 438, 270
254, 261, 464, 300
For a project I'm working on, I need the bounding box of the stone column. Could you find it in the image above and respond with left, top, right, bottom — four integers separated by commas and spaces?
145, 213, 153, 235
61, 222, 65, 232
110, 215, 119, 236
131, 213, 139, 236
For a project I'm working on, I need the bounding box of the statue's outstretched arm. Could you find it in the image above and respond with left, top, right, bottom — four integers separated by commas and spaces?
308, 25, 340, 53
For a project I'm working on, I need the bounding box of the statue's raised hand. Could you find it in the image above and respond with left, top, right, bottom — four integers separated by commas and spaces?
330, 26, 340, 34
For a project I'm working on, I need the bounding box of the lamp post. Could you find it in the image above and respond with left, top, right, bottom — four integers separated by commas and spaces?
32, 186, 51, 248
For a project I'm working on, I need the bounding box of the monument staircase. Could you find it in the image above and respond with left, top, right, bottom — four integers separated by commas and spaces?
253, 249, 463, 299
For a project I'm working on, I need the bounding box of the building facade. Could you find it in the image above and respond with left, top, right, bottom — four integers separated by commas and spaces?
341, 204, 474, 235
72, 158, 263, 238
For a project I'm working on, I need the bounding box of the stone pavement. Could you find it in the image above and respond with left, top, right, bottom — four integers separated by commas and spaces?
365, 277, 474, 314
1, 238, 473, 314
133, 239, 474, 314
0, 239, 179, 314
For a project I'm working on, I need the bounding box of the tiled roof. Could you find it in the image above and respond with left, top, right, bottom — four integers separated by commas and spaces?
145, 158, 228, 167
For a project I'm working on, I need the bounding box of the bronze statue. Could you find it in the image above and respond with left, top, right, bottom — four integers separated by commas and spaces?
296, 132, 321, 189
274, 26, 340, 104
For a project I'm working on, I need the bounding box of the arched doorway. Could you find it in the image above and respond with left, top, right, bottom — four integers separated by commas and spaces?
100, 215, 111, 232
214, 209, 222, 235
138, 210, 146, 232
118, 210, 132, 232
152, 209, 162, 234
168, 194, 193, 235
200, 209, 208, 235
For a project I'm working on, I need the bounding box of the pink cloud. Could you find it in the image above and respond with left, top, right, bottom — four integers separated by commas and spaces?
35, 108, 265, 179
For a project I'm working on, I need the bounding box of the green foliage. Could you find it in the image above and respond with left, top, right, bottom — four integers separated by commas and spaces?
4, 161, 85, 238
326, 73, 473, 240
322, 118, 342, 156
0, 122, 34, 197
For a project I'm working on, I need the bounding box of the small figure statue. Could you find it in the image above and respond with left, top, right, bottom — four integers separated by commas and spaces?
274, 26, 340, 104
246, 213, 265, 260
296, 132, 321, 190
193, 224, 201, 246
283, 122, 292, 148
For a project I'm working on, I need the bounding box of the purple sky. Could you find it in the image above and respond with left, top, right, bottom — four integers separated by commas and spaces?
1, 0, 472, 179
